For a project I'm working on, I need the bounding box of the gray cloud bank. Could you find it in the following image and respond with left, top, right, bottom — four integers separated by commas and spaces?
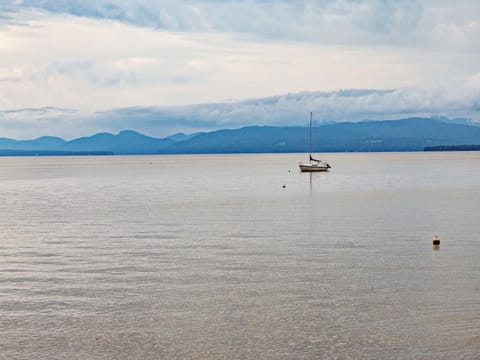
3, 0, 479, 50
1, 88, 479, 139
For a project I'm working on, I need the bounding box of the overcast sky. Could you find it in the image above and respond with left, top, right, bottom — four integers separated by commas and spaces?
0, 0, 479, 139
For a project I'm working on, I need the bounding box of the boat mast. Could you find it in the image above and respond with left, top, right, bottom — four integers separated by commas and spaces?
309, 111, 313, 161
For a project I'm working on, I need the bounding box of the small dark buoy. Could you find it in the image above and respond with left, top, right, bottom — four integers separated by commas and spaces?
432, 235, 440, 245
282, 184, 286, 188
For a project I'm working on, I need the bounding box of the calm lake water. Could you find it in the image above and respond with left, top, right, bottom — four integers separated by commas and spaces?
0, 152, 479, 359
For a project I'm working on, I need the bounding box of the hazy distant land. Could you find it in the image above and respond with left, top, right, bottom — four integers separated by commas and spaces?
1, 117, 480, 156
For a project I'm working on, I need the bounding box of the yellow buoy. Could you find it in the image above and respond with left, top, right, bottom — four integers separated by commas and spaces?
433, 235, 440, 245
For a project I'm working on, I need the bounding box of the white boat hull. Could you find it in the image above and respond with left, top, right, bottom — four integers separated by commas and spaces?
299, 162, 330, 172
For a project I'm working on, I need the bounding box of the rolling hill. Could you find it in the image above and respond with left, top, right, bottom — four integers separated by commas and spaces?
1, 117, 479, 155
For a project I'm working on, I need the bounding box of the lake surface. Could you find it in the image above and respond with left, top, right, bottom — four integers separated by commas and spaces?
0, 152, 479, 359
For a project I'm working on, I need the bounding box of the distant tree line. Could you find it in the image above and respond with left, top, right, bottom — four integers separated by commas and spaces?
424, 145, 480, 151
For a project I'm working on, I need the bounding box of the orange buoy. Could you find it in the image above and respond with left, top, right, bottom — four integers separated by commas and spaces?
433, 235, 440, 245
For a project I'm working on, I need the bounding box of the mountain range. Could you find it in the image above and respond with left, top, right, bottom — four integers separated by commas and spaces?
1, 117, 480, 155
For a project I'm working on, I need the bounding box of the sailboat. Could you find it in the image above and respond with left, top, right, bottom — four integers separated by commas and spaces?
299, 112, 331, 172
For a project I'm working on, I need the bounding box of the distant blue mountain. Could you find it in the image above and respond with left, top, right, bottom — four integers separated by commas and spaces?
0, 136, 66, 150
62, 130, 174, 154
0, 117, 479, 155
430, 116, 480, 127
165, 132, 203, 141
159, 117, 480, 153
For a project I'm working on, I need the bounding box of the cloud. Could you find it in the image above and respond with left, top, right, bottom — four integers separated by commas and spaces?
2, 11, 478, 111
0, 107, 79, 138
1, 86, 479, 139
2, 0, 478, 51
3, 87, 476, 139
1, 1, 479, 139
0, 66, 24, 82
